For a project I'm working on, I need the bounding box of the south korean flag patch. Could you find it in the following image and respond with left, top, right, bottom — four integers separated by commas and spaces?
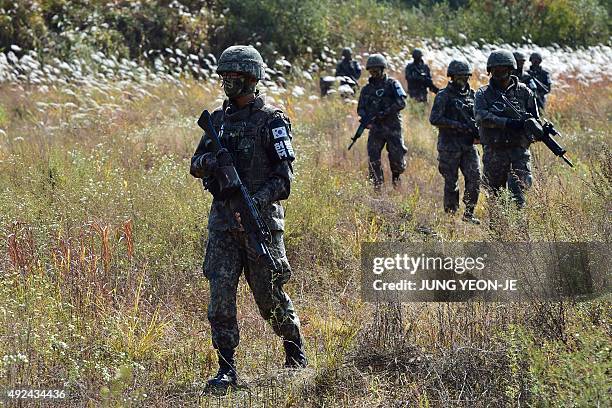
268, 116, 295, 161
272, 126, 288, 140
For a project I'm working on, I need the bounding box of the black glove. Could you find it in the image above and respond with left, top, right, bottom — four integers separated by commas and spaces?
506, 119, 525, 130
215, 147, 232, 167
190, 148, 231, 178
190, 152, 215, 178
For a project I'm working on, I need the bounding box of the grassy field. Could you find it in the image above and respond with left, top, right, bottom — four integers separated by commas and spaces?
0, 66, 610, 407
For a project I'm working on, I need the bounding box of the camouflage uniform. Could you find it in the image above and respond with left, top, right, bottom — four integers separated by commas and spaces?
190, 46, 306, 389
475, 70, 539, 208
405, 49, 438, 102
527, 53, 552, 109
192, 95, 303, 352
335, 48, 362, 82
358, 55, 407, 187
430, 82, 481, 215
512, 51, 537, 91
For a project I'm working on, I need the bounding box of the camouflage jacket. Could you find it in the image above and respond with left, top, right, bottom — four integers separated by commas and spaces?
474, 76, 539, 148
357, 75, 406, 131
405, 61, 434, 95
429, 82, 477, 150
526, 66, 551, 95
190, 95, 295, 231
335, 58, 362, 81
512, 68, 538, 93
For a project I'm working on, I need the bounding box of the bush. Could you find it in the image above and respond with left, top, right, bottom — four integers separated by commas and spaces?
211, 0, 329, 59
0, 0, 609, 63
1, 1, 213, 60
0, 1, 49, 52
461, 0, 609, 46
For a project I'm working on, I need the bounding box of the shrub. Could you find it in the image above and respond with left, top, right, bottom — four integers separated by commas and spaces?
212, 0, 329, 59
462, 0, 609, 46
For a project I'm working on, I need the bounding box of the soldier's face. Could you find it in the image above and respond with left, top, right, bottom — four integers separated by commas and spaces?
531, 59, 541, 68
452, 75, 470, 88
221, 72, 252, 98
368, 68, 383, 79
490, 66, 512, 81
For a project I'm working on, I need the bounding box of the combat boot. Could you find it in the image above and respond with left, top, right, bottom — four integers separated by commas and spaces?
392, 173, 402, 188
368, 159, 384, 191
283, 337, 308, 368
444, 207, 458, 215
462, 209, 481, 225
206, 348, 237, 389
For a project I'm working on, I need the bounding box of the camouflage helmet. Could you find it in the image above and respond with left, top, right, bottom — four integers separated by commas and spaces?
512, 51, 527, 62
341, 47, 352, 58
412, 48, 423, 58
216, 45, 265, 80
487, 50, 517, 70
447, 60, 472, 76
529, 52, 543, 63
366, 53, 387, 69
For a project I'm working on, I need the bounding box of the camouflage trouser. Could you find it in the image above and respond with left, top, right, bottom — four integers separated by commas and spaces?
482, 146, 532, 208
203, 229, 303, 350
408, 89, 428, 103
536, 94, 547, 110
367, 129, 407, 185
437, 145, 481, 213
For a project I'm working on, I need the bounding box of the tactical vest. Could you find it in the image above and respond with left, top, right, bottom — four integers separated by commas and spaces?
437, 86, 476, 148
478, 80, 533, 148
360, 77, 402, 130
207, 97, 286, 231
528, 68, 550, 90
336, 60, 359, 80
405, 62, 431, 94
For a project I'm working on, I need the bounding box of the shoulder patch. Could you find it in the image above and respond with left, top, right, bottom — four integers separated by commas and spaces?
269, 116, 291, 136
267, 116, 295, 162
272, 125, 288, 140
393, 80, 407, 97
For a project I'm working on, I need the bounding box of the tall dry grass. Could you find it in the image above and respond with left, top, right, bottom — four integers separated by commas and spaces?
0, 70, 609, 406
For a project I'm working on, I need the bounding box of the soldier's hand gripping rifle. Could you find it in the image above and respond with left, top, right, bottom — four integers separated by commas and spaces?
418, 71, 439, 94
525, 71, 550, 94
454, 99, 479, 139
197, 110, 278, 269
499, 95, 573, 167
348, 113, 378, 150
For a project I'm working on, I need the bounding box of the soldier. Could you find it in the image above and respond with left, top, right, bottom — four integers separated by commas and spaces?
508, 51, 537, 200
474, 50, 540, 210
527, 52, 552, 109
405, 48, 439, 102
429, 60, 481, 224
511, 51, 526, 79
357, 53, 408, 190
190, 45, 307, 390
335, 47, 362, 83
512, 51, 538, 92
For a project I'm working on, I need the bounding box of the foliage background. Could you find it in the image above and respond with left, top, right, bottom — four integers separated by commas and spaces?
0, 0, 610, 62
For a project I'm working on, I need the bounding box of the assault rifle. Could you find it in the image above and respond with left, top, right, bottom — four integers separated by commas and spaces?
417, 72, 439, 94
499, 95, 573, 167
197, 110, 278, 268
348, 113, 379, 150
454, 99, 479, 138
525, 71, 550, 94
